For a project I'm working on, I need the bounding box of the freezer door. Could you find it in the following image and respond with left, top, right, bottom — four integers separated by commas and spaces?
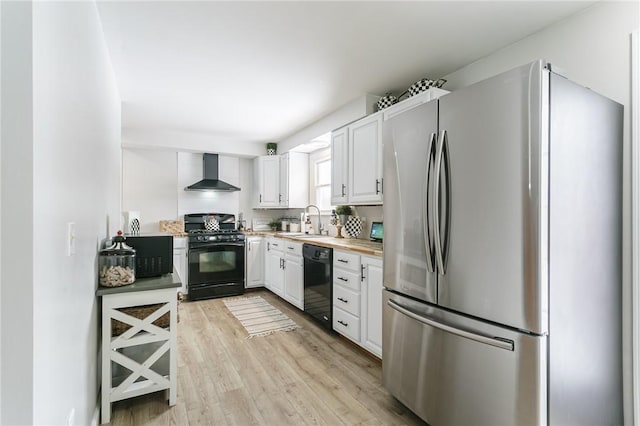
436, 60, 548, 334
382, 100, 438, 303
382, 290, 547, 426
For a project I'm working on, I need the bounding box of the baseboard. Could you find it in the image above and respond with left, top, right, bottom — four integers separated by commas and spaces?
91, 396, 100, 426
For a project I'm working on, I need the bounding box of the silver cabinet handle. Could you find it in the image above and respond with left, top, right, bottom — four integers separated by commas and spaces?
341, 183, 346, 197
424, 132, 436, 273
360, 264, 365, 282
387, 300, 514, 351
375, 179, 381, 195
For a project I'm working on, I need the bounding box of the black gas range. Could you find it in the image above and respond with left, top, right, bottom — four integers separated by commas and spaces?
184, 213, 245, 301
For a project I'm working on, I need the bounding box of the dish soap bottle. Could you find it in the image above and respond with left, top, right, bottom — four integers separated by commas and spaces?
305, 214, 313, 234
330, 209, 337, 226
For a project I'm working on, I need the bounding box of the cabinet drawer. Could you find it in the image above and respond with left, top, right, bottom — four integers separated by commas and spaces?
333, 269, 360, 292
333, 307, 361, 342
173, 237, 187, 249
333, 250, 360, 272
284, 241, 302, 257
267, 239, 283, 252
333, 285, 360, 317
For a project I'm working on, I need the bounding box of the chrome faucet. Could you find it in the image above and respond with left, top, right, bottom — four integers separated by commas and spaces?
305, 204, 322, 235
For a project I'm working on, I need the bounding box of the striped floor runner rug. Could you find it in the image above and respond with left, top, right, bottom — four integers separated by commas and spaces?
223, 296, 300, 338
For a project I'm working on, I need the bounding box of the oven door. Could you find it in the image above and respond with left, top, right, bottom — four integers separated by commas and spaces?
188, 243, 245, 286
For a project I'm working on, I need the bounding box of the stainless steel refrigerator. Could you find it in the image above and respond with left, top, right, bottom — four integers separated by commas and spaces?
382, 60, 623, 425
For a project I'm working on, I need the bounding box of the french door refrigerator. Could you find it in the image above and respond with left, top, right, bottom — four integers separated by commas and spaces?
382, 60, 623, 425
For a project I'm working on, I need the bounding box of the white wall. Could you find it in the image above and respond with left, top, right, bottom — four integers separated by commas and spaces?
278, 94, 379, 153
1, 2, 34, 424
122, 149, 177, 233
440, 2, 638, 423
121, 150, 255, 229
0, 1, 4, 421
31, 2, 121, 425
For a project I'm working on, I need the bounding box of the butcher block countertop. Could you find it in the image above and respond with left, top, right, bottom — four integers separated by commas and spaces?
243, 231, 383, 257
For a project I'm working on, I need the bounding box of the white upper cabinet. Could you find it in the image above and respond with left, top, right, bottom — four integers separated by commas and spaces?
281, 152, 309, 208
330, 88, 449, 206
330, 115, 383, 205
348, 114, 383, 204
279, 153, 290, 206
254, 152, 308, 208
331, 127, 349, 205
255, 155, 281, 207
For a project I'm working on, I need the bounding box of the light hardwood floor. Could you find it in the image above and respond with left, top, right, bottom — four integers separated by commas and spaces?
108, 289, 426, 425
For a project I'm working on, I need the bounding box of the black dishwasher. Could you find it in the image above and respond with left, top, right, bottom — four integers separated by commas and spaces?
303, 244, 333, 331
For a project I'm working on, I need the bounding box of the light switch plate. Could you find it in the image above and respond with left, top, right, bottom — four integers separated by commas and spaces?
67, 222, 76, 256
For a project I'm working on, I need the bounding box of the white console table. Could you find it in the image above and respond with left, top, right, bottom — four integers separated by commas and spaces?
96, 272, 181, 424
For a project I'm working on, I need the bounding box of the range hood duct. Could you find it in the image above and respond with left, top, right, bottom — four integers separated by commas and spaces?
184, 153, 241, 192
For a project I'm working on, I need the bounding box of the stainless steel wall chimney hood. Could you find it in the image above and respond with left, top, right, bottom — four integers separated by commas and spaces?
184, 153, 240, 192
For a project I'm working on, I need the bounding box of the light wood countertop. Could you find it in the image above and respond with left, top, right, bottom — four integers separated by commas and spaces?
243, 231, 383, 257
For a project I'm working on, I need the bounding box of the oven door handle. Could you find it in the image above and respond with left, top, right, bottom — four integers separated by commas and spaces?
190, 242, 246, 249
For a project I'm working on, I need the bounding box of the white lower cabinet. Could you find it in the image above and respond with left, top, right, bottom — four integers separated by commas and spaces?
264, 238, 304, 310
265, 238, 284, 296
173, 237, 188, 294
283, 241, 303, 310
246, 236, 265, 288
360, 255, 383, 357
332, 249, 383, 358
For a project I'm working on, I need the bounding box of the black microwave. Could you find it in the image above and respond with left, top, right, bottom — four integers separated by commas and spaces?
124, 234, 173, 278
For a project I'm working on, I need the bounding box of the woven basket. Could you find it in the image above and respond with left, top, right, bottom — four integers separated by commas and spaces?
112, 303, 170, 337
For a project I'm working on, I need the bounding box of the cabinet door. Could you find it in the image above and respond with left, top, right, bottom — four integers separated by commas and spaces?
286, 152, 310, 208
331, 127, 349, 205
279, 153, 289, 206
173, 250, 183, 280
284, 254, 304, 310
246, 238, 264, 288
257, 156, 281, 207
361, 256, 383, 357
349, 114, 383, 204
265, 241, 284, 296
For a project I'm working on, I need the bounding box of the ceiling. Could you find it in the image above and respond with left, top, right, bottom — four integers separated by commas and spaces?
97, 1, 596, 149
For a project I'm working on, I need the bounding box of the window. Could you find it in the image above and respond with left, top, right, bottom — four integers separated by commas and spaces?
309, 147, 332, 212
315, 158, 331, 211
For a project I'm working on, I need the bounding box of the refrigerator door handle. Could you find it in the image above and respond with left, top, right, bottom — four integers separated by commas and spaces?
387, 299, 514, 351
434, 130, 448, 275
423, 132, 436, 273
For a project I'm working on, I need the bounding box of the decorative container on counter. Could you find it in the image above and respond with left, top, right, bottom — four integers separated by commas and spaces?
99, 231, 136, 287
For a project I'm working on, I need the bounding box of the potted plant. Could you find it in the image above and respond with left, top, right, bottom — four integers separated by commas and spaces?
335, 205, 352, 226
268, 219, 281, 231
266, 142, 277, 155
